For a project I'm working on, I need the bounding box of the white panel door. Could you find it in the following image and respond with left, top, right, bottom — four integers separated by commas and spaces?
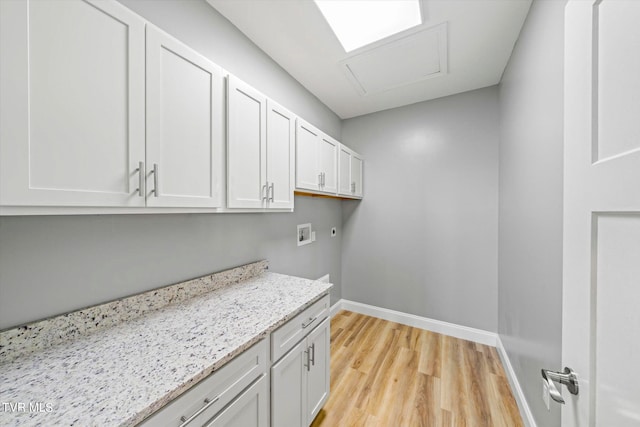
0, 0, 145, 207
338, 145, 352, 196
562, 1, 640, 426
227, 76, 267, 208
206, 375, 268, 427
306, 318, 330, 425
271, 340, 307, 427
351, 153, 364, 198
318, 135, 338, 194
146, 25, 224, 208
296, 120, 321, 192
266, 100, 295, 209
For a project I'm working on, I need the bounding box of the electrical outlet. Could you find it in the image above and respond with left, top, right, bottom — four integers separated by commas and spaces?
331, 227, 337, 237
542, 379, 550, 411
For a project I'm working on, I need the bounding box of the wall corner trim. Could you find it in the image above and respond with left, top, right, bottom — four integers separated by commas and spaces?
329, 299, 536, 426
495, 336, 538, 427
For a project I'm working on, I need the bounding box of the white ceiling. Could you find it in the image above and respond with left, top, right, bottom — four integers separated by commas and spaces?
207, 0, 532, 119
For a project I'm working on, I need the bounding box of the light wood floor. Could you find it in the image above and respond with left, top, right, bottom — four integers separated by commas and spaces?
311, 311, 524, 427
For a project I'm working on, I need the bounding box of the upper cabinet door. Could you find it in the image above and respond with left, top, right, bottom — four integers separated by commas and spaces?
338, 145, 353, 196
266, 101, 295, 210
351, 152, 364, 198
227, 76, 267, 209
318, 135, 338, 194
296, 120, 321, 192
146, 25, 224, 208
0, 0, 146, 207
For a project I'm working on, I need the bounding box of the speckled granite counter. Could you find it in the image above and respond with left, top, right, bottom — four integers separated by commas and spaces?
0, 261, 332, 426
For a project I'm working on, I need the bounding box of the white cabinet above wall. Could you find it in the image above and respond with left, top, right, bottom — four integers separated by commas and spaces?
295, 120, 364, 200
226, 76, 295, 210
295, 119, 338, 196
0, 0, 225, 214
146, 25, 225, 208
0, 0, 147, 208
338, 145, 363, 199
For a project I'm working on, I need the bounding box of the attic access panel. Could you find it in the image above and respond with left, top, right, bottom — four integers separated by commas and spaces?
341, 22, 448, 96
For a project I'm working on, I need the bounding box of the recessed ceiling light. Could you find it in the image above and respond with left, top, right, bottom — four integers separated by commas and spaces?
314, 0, 422, 53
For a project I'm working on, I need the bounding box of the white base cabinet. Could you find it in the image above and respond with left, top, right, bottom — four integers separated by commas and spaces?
140, 340, 268, 427
271, 303, 330, 427
206, 375, 268, 427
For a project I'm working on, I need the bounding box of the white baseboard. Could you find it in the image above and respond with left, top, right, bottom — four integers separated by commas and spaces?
331, 299, 497, 346
329, 298, 535, 426
330, 298, 343, 318
496, 337, 537, 427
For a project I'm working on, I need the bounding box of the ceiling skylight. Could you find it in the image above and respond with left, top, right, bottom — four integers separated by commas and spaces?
314, 0, 422, 53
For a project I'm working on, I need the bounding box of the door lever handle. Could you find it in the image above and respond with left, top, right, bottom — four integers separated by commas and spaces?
541, 367, 579, 404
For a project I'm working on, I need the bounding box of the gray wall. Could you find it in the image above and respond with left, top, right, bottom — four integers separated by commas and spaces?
0, 0, 342, 330
341, 87, 500, 332
498, 0, 566, 425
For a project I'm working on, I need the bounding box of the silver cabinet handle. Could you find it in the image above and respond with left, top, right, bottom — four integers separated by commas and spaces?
262, 182, 269, 201
322, 172, 325, 187
304, 348, 310, 371
269, 182, 274, 202
318, 173, 322, 187
150, 163, 159, 197
541, 367, 579, 404
179, 395, 220, 427
310, 343, 315, 366
135, 161, 144, 197
351, 182, 355, 193
302, 315, 318, 328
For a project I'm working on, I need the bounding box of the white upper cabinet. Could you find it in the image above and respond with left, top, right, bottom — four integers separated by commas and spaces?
266, 100, 295, 209
318, 135, 338, 194
0, 0, 146, 207
146, 25, 224, 208
296, 120, 322, 192
295, 119, 338, 195
338, 145, 363, 199
227, 75, 267, 209
227, 76, 294, 210
351, 153, 364, 198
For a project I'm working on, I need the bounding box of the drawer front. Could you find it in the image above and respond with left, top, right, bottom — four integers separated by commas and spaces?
271, 294, 330, 363
140, 339, 268, 427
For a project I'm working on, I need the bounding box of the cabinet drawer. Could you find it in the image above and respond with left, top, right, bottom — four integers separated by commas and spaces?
140, 339, 268, 427
271, 294, 330, 363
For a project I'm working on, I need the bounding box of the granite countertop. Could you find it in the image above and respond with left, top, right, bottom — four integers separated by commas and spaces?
0, 264, 332, 426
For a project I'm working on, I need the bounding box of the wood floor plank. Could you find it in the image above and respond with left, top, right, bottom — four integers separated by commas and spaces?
311, 310, 524, 427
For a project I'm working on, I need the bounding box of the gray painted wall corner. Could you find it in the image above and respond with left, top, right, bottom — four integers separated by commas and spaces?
498, 0, 567, 425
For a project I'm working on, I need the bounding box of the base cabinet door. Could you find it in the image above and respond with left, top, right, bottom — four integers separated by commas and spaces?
271, 340, 307, 427
271, 313, 330, 427
305, 318, 330, 424
0, 0, 146, 207
206, 375, 269, 427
